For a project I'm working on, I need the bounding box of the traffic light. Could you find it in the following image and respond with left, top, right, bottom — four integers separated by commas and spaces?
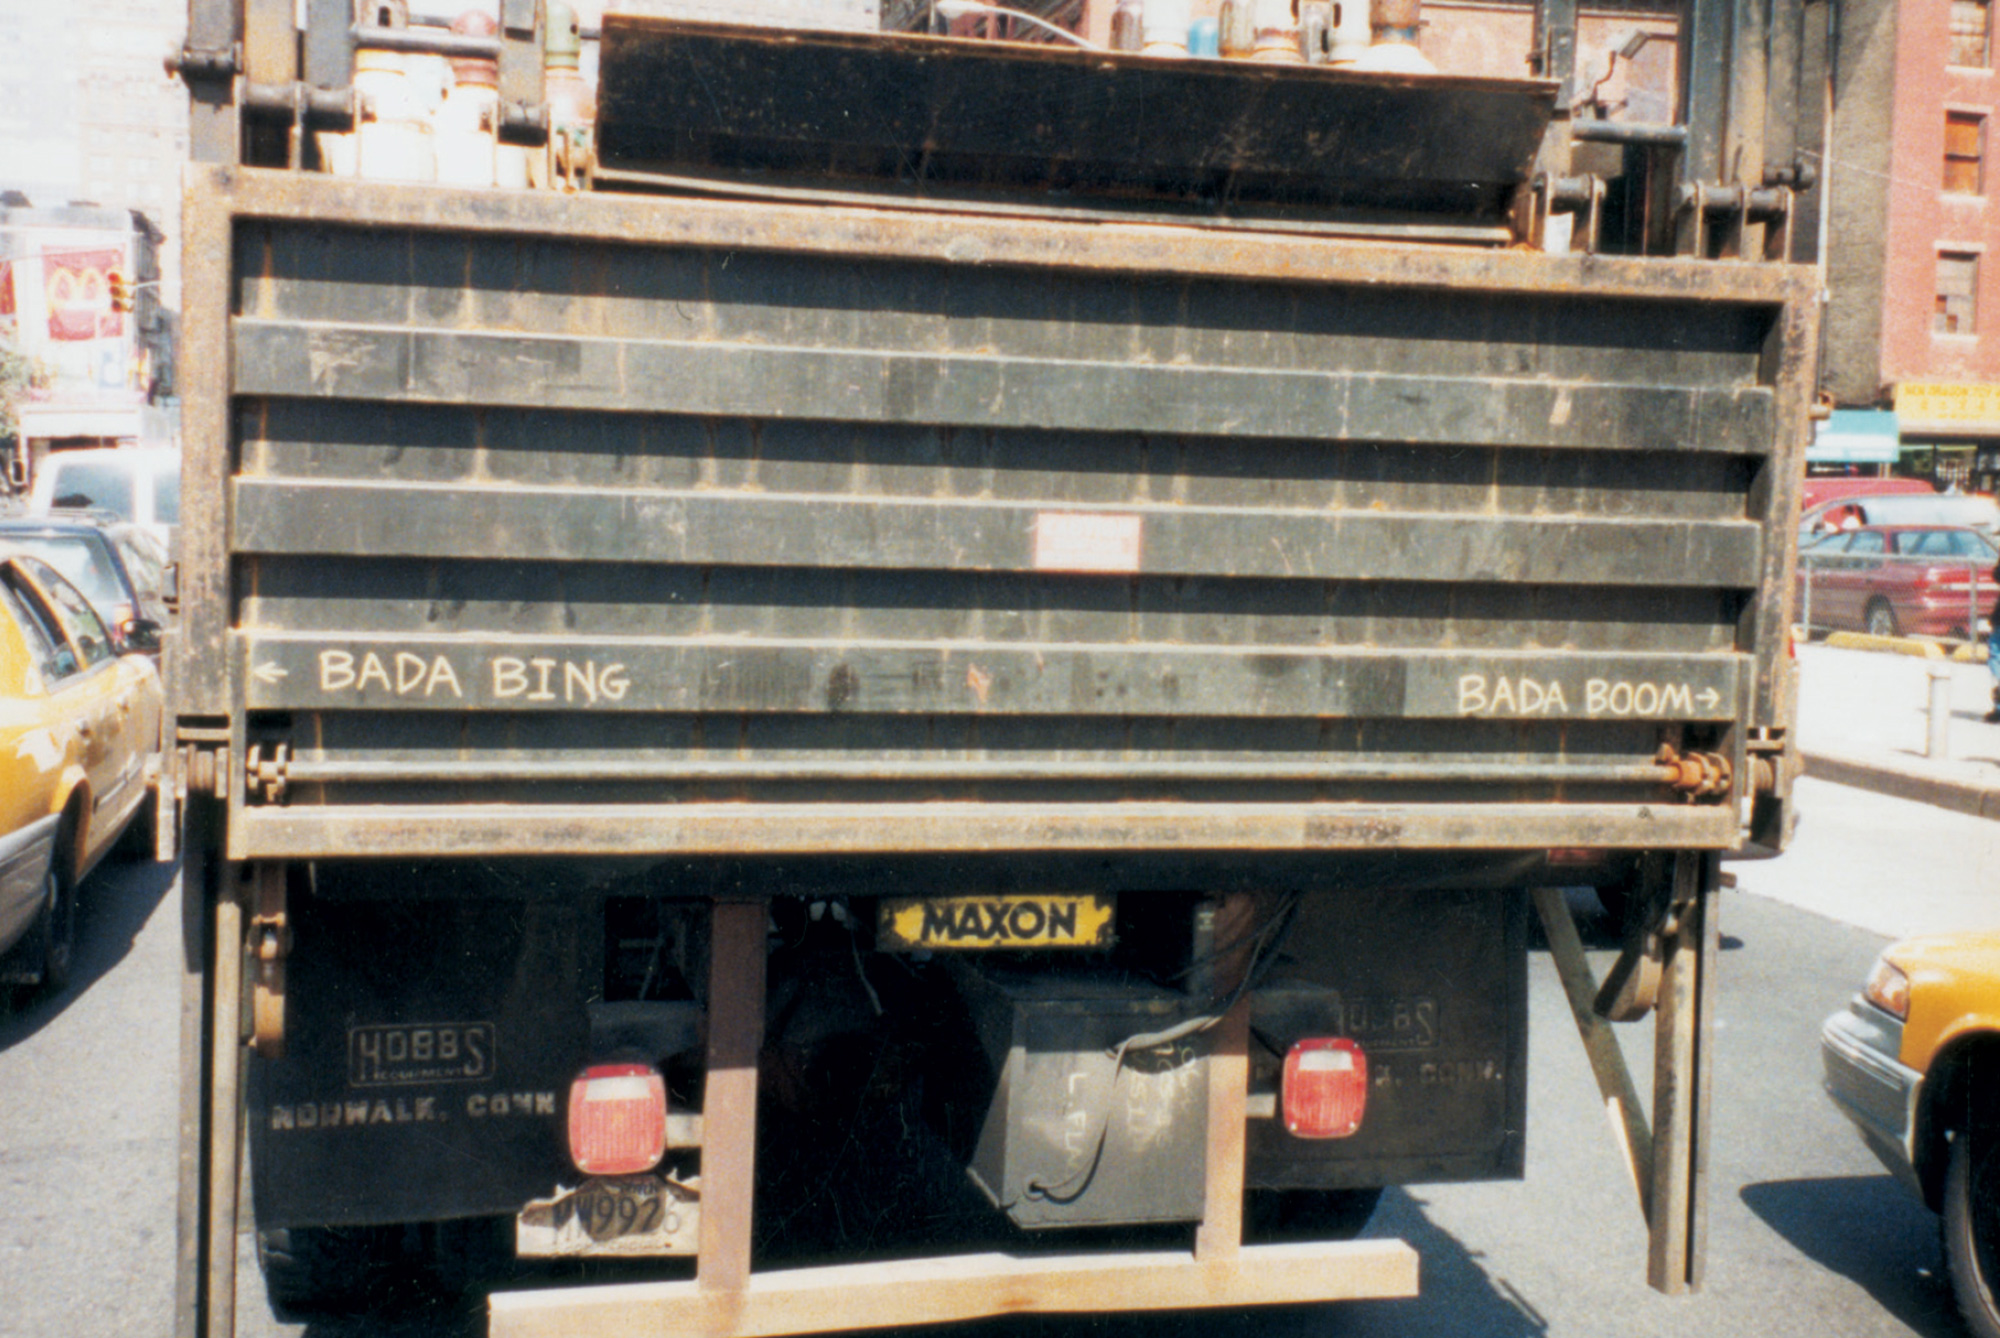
107, 269, 134, 313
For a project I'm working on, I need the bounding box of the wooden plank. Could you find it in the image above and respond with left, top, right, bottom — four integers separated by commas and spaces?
228, 801, 1743, 861
234, 631, 1750, 723
229, 319, 1779, 454
229, 478, 1769, 587
698, 901, 766, 1293
488, 1240, 1420, 1338
1195, 894, 1257, 1262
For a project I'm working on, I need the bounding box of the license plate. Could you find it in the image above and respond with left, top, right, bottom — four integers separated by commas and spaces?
515, 1175, 700, 1258
877, 894, 1115, 951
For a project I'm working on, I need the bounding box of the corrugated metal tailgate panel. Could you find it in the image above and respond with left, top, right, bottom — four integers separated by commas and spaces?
197, 172, 1808, 860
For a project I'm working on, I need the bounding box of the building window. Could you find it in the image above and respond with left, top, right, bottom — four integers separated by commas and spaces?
1953, 0, 1992, 67
1938, 252, 1980, 334
1948, 113, 1987, 193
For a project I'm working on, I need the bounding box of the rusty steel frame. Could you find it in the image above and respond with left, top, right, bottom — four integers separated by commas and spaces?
174, 801, 218, 1338
176, 838, 249, 1338
1649, 852, 1720, 1293
264, 757, 1692, 786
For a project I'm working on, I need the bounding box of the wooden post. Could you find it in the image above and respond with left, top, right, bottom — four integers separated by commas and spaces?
174, 805, 213, 1338
1647, 853, 1715, 1294
1195, 892, 1257, 1262
699, 899, 768, 1294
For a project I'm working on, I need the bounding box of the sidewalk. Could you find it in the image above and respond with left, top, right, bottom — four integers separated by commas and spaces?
1795, 640, 2000, 820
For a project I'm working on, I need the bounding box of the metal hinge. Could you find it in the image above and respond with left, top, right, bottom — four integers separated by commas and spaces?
176, 725, 232, 801
167, 42, 241, 83
246, 863, 289, 1060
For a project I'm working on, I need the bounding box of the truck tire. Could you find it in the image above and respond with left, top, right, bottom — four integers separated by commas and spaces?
1944, 1129, 2000, 1338
256, 1225, 403, 1317
1865, 600, 1899, 639
1246, 1188, 1384, 1243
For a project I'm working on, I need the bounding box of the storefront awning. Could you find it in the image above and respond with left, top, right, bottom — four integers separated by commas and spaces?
1810, 409, 1901, 464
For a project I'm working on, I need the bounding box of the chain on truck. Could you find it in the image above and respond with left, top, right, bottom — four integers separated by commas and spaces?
166, 0, 1823, 1332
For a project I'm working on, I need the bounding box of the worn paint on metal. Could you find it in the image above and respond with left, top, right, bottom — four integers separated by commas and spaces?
175, 167, 1815, 862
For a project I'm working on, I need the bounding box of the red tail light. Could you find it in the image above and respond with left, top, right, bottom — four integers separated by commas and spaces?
1282, 1038, 1368, 1139
567, 1063, 668, 1175
1917, 566, 1973, 590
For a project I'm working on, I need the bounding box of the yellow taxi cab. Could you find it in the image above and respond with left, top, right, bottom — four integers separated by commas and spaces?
1824, 933, 2000, 1338
0, 545, 164, 997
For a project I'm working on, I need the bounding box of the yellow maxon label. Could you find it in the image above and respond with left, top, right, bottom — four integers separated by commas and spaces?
878, 895, 1116, 951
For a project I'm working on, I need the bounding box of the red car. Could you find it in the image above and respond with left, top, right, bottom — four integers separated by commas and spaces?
1796, 524, 1999, 640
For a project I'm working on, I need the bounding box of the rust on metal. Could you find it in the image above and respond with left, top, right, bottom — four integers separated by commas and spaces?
224, 802, 1744, 862
189, 166, 1820, 306
246, 862, 289, 1060
1654, 744, 1733, 799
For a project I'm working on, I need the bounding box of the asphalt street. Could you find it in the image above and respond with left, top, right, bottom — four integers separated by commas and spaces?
0, 776, 1990, 1338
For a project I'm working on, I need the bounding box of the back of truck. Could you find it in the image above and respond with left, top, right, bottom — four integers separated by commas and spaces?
170, 8, 1820, 1337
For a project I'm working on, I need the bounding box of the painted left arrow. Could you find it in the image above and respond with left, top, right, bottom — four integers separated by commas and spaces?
252, 662, 289, 685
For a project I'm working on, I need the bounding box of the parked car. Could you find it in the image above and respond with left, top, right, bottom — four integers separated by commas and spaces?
1800, 492, 2000, 545
0, 547, 165, 997
26, 446, 180, 553
1794, 524, 1999, 640
1800, 475, 1937, 513
1823, 935, 2000, 1338
0, 514, 171, 657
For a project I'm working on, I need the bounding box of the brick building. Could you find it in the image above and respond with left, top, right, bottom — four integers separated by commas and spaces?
1820, 0, 2000, 490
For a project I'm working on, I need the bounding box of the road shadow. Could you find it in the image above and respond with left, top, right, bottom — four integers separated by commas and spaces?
1739, 1175, 1962, 1337
291, 1299, 481, 1338
0, 851, 177, 1050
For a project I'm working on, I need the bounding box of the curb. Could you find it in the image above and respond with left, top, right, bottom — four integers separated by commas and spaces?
1810, 631, 1988, 662
1822, 631, 1944, 659
1801, 750, 2000, 822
